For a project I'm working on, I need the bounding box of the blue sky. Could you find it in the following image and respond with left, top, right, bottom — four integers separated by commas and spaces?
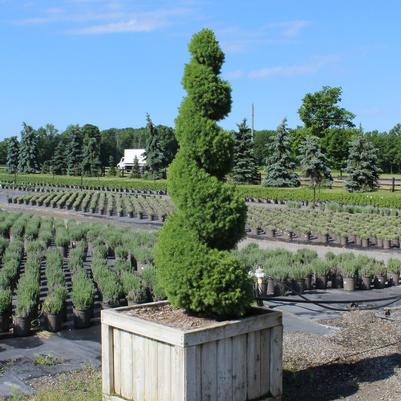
1, 0, 401, 139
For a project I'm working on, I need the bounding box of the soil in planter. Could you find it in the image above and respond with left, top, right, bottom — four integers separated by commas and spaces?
125, 303, 266, 330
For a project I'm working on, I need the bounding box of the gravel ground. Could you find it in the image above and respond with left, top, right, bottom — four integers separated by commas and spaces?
283, 310, 401, 401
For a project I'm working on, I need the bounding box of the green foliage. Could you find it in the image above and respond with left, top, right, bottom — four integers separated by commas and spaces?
51, 142, 67, 175
0, 288, 12, 314
107, 156, 116, 176
155, 29, 253, 317
264, 118, 299, 187
144, 115, 178, 179
6, 137, 19, 174
298, 86, 355, 138
129, 156, 141, 178
321, 127, 357, 172
18, 123, 38, 173
42, 287, 67, 314
82, 137, 102, 177
299, 135, 332, 201
231, 119, 259, 184
66, 127, 83, 176
345, 135, 381, 192
71, 271, 95, 311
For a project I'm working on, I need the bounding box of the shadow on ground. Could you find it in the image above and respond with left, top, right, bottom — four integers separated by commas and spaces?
283, 353, 401, 401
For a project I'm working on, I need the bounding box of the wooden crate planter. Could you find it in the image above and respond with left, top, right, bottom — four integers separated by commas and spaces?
102, 301, 283, 401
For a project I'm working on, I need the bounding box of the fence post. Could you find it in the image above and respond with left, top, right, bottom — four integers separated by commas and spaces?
392, 177, 395, 192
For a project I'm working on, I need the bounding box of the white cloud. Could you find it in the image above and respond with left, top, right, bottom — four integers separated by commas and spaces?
225, 55, 340, 81
268, 20, 311, 37
218, 20, 310, 54
13, 0, 197, 34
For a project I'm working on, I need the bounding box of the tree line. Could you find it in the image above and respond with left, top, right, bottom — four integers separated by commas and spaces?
1, 85, 395, 191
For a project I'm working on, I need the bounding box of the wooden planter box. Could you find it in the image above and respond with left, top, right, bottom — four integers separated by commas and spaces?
102, 301, 283, 401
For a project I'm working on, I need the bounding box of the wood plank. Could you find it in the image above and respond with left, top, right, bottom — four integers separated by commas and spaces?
132, 334, 145, 401
183, 312, 282, 347
247, 331, 261, 400
157, 342, 172, 401
144, 338, 158, 401
232, 334, 247, 401
270, 325, 283, 398
201, 341, 217, 401
217, 338, 233, 401
260, 328, 271, 396
184, 346, 201, 401
102, 309, 185, 346
101, 324, 114, 396
102, 306, 282, 348
171, 346, 185, 401
120, 331, 133, 399
113, 329, 121, 396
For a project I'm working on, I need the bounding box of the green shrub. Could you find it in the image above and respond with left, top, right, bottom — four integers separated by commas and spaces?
71, 271, 94, 311
42, 287, 67, 314
0, 288, 12, 314
121, 272, 147, 303
387, 258, 401, 274
154, 29, 253, 317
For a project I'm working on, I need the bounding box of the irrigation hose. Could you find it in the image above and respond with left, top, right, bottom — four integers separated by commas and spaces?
256, 283, 401, 312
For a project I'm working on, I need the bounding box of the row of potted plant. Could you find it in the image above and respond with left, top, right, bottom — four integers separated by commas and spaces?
42, 248, 68, 332
238, 245, 401, 295
248, 205, 401, 249
13, 241, 42, 336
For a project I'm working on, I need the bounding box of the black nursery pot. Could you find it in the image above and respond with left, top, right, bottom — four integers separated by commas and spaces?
359, 276, 371, 290
73, 308, 91, 329
315, 274, 328, 289
47, 313, 63, 332
388, 272, 400, 287
14, 316, 31, 337
0, 310, 11, 333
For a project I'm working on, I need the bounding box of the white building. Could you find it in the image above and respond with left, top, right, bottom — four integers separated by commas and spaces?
117, 149, 146, 171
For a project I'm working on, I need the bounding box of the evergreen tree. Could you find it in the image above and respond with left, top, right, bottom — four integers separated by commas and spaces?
144, 114, 165, 178
231, 119, 259, 184
154, 29, 252, 317
6, 137, 19, 174
345, 135, 381, 192
18, 123, 38, 173
130, 156, 141, 178
264, 118, 299, 187
107, 155, 116, 176
82, 137, 102, 177
299, 135, 332, 203
50, 142, 66, 175
66, 128, 83, 176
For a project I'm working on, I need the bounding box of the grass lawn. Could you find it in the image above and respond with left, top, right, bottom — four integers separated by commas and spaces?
9, 367, 101, 401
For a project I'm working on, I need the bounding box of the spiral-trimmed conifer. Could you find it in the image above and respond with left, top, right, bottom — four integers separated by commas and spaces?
154, 29, 253, 318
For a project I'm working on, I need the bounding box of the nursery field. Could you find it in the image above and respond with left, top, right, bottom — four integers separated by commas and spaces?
5, 173, 401, 208
8, 189, 401, 252
0, 210, 160, 337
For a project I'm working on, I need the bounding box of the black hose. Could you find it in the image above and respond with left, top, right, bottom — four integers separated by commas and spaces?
256, 284, 401, 312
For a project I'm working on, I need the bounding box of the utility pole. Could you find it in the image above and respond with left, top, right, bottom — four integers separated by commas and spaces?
251, 103, 255, 142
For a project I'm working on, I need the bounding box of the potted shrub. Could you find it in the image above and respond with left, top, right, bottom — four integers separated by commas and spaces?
341, 260, 357, 291
387, 258, 401, 287
102, 29, 283, 401
374, 261, 387, 289
14, 292, 34, 337
42, 287, 67, 332
121, 272, 147, 305
71, 271, 95, 329
0, 289, 12, 333
290, 266, 307, 294
359, 264, 373, 290
312, 259, 330, 289
55, 233, 69, 257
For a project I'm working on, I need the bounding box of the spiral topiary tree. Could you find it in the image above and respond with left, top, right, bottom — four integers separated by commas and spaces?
154, 29, 253, 318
